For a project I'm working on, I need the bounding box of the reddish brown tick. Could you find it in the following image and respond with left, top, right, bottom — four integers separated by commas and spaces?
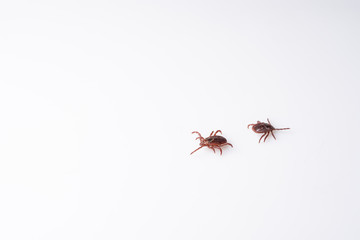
248, 118, 290, 143
191, 130, 233, 155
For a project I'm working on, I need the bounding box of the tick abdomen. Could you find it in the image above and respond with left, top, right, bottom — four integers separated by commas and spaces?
253, 124, 274, 133
205, 135, 227, 144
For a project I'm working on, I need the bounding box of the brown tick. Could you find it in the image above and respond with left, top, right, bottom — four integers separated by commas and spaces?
248, 118, 290, 143
191, 130, 233, 155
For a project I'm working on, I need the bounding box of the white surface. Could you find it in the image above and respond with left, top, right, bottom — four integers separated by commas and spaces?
1, 1, 360, 239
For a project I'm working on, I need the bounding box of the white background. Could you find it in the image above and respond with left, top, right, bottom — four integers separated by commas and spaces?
1, 0, 360, 239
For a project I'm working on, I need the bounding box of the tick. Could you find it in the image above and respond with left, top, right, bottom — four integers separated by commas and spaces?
248, 118, 290, 143
190, 130, 233, 155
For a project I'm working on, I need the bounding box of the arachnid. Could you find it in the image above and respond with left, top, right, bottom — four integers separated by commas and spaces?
191, 130, 233, 155
248, 118, 290, 143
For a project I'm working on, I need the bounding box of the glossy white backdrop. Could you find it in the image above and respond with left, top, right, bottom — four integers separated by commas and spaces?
1, 1, 359, 239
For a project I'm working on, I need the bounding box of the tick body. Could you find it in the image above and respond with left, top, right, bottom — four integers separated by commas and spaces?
191, 130, 233, 155
248, 118, 290, 143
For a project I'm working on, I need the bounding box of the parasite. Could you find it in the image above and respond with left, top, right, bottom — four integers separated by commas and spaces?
191, 130, 233, 155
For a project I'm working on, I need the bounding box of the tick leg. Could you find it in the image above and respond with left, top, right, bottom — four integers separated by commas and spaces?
258, 133, 266, 143
192, 131, 204, 140
267, 118, 272, 125
271, 130, 276, 140
222, 143, 233, 148
212, 146, 222, 155
192, 131, 202, 137
214, 130, 222, 136
264, 132, 270, 142
275, 128, 290, 130
208, 146, 216, 154
247, 124, 254, 129
209, 131, 214, 136
190, 146, 204, 155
